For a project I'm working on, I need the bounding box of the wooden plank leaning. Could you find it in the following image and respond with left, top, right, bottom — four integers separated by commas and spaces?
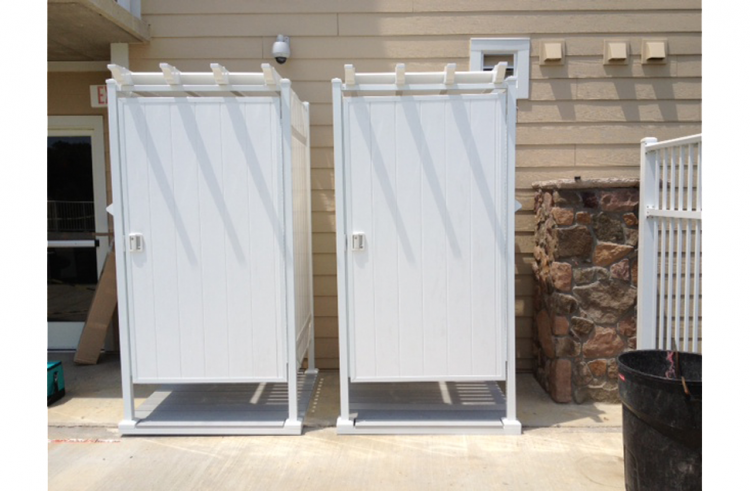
74, 246, 117, 365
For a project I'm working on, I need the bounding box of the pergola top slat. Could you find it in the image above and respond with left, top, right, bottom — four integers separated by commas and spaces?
340, 63, 511, 94
107, 63, 286, 96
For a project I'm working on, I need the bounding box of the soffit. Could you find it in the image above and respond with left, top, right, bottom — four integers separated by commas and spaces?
48, 0, 150, 61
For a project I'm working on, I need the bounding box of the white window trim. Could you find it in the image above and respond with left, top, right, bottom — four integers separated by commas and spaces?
470, 38, 530, 99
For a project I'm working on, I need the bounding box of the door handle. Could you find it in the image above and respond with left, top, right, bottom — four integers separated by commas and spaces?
351, 232, 365, 251
129, 233, 144, 253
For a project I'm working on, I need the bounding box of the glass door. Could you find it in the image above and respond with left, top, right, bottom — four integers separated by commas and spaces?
48, 117, 109, 349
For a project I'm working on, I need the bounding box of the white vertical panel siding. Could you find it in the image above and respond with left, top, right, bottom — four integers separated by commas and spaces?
468, 99, 499, 377
291, 92, 314, 365
120, 97, 287, 382
370, 100, 400, 379
444, 98, 473, 377
221, 99, 252, 377
194, 101, 230, 378
121, 100, 158, 380
394, 99, 424, 376
144, 102, 182, 380
347, 99, 375, 379
346, 95, 508, 381
221, 99, 249, 376
171, 99, 206, 379
246, 100, 284, 377
420, 100, 449, 377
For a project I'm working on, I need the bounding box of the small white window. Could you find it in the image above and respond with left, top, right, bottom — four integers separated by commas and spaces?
470, 38, 530, 99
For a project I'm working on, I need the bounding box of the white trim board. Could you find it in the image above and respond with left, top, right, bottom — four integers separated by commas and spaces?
470, 38, 530, 99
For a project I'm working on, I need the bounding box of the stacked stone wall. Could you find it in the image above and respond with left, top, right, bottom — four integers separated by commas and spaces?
532, 178, 639, 403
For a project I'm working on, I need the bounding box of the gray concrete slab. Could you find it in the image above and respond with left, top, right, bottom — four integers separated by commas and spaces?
48, 352, 626, 490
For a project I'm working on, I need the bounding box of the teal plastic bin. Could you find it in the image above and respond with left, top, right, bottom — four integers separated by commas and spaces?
47, 361, 65, 405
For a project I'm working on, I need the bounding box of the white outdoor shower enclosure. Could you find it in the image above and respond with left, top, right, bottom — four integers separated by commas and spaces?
333, 64, 522, 434
107, 63, 316, 435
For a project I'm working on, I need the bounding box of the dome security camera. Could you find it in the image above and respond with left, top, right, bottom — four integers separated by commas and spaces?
272, 35, 291, 64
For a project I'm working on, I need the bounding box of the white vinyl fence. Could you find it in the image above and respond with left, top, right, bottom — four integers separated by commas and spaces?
637, 135, 702, 352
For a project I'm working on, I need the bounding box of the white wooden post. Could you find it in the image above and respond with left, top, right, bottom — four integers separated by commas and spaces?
304, 100, 317, 373
332, 78, 353, 429
502, 83, 521, 434
280, 79, 300, 430
637, 137, 659, 349
107, 79, 137, 428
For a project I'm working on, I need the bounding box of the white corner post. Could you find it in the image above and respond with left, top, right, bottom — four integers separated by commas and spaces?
280, 78, 301, 431
637, 137, 660, 350
502, 84, 521, 434
304, 100, 317, 374
332, 78, 353, 430
106, 77, 137, 429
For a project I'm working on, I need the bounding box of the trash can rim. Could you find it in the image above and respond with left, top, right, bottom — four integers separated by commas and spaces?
617, 349, 702, 384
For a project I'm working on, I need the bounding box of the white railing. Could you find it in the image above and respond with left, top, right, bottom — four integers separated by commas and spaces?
637, 135, 702, 352
48, 200, 95, 232
116, 0, 141, 18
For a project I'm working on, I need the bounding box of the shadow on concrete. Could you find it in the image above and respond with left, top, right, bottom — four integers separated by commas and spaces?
48, 352, 621, 431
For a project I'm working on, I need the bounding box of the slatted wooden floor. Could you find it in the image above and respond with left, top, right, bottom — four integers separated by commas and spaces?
123, 371, 318, 435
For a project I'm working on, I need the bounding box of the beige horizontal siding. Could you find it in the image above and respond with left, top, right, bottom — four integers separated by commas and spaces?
312, 233, 336, 253
517, 123, 701, 145
132, 34, 701, 63
518, 101, 701, 124
337, 13, 700, 36
132, 1, 701, 373
530, 57, 701, 80
147, 15, 339, 38
311, 148, 335, 169
574, 79, 701, 101
411, 0, 701, 12
144, 0, 700, 15
144, 1, 415, 15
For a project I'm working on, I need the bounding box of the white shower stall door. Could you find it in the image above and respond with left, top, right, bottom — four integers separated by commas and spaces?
121, 97, 288, 382
345, 96, 510, 382
334, 65, 520, 434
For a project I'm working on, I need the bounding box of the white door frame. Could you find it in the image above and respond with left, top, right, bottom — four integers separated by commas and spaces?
47, 115, 109, 349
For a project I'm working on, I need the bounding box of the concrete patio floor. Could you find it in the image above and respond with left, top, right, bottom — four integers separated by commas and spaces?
48, 352, 625, 490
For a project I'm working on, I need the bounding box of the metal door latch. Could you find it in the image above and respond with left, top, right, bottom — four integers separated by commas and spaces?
129, 233, 144, 252
351, 232, 365, 251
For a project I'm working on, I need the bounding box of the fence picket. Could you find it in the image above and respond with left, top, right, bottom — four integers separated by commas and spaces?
682, 219, 692, 352
692, 220, 701, 352
666, 217, 675, 350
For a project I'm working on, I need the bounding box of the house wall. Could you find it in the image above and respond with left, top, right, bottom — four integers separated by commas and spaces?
125, 0, 700, 371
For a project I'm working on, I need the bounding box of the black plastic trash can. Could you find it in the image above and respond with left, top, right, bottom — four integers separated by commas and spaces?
617, 350, 701, 491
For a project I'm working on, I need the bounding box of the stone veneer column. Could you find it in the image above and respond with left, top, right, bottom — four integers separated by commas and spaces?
532, 178, 639, 403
